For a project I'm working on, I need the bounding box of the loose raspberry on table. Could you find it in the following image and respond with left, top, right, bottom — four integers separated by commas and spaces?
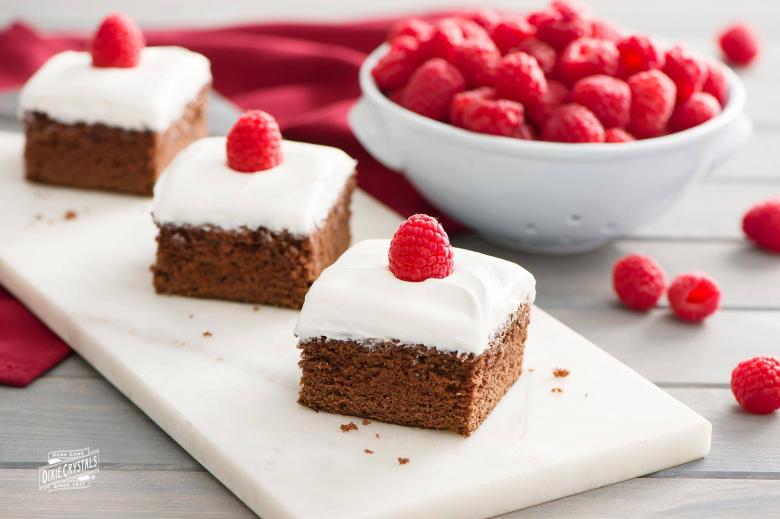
612, 254, 666, 311
558, 37, 620, 85
667, 272, 721, 322
490, 15, 537, 55
719, 23, 760, 66
662, 45, 707, 101
616, 35, 664, 77
589, 18, 624, 43
526, 79, 568, 127
451, 38, 500, 87
400, 58, 466, 121
372, 36, 419, 91
389, 214, 454, 282
541, 103, 605, 143
669, 92, 722, 132
604, 127, 635, 143
226, 110, 283, 173
513, 38, 557, 76
570, 75, 631, 129
731, 356, 780, 415
388, 17, 433, 43
627, 70, 676, 138
494, 51, 548, 106
91, 13, 145, 68
533, 5, 591, 51
456, 96, 526, 137
702, 62, 729, 107
742, 198, 780, 253
449, 87, 495, 127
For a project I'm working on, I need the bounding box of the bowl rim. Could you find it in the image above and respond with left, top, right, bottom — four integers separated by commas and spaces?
358, 43, 747, 159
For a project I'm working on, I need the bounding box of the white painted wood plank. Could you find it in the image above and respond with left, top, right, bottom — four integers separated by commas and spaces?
453, 235, 780, 309
0, 378, 200, 469
501, 478, 780, 518
0, 469, 255, 518
709, 130, 780, 182
547, 308, 780, 385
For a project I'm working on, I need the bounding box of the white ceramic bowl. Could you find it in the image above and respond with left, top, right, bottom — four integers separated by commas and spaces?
350, 44, 752, 254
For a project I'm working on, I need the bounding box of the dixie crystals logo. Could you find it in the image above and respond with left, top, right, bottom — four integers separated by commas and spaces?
38, 447, 99, 492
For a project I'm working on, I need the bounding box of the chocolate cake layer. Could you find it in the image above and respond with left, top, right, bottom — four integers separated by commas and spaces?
298, 304, 530, 436
152, 176, 355, 309
23, 85, 209, 196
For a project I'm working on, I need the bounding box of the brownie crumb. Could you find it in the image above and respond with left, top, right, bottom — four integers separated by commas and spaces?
203, 331, 212, 337
375, 433, 380, 439
528, 368, 535, 372
361, 419, 372, 426
64, 210, 77, 220
364, 449, 374, 454
398, 457, 410, 465
340, 422, 358, 433
252, 306, 260, 312
553, 367, 570, 378
34, 213, 43, 221
188, 314, 194, 319
551, 387, 563, 394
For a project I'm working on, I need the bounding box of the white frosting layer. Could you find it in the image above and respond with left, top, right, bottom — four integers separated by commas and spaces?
295, 239, 536, 355
152, 137, 356, 235
19, 47, 211, 131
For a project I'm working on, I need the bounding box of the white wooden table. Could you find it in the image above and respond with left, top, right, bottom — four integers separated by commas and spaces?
1, 1, 779, 517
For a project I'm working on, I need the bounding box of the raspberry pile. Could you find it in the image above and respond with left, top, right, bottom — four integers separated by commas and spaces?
373, 1, 752, 143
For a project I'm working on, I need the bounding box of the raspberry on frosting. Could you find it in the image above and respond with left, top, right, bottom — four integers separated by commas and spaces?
389, 214, 454, 282
91, 13, 145, 68
731, 356, 780, 415
226, 110, 283, 173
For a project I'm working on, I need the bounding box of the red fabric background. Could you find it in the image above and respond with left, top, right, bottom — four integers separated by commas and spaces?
0, 17, 458, 387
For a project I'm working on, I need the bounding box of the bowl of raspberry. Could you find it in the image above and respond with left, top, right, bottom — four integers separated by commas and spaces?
349, 3, 751, 253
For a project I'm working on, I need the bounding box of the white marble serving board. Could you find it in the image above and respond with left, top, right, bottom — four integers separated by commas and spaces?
0, 131, 710, 519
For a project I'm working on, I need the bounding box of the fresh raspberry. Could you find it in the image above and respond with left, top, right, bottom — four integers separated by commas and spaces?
514, 38, 557, 76
731, 356, 780, 415
667, 272, 721, 322
533, 6, 590, 51
464, 9, 502, 32
719, 23, 760, 66
616, 35, 664, 77
569, 75, 631, 128
388, 17, 433, 43
226, 110, 283, 173
558, 37, 620, 85
449, 87, 495, 127
490, 15, 536, 55
423, 18, 466, 61
526, 79, 568, 127
669, 92, 722, 132
494, 51, 548, 106
514, 124, 536, 140
388, 214, 454, 282
702, 62, 729, 107
662, 45, 707, 101
451, 38, 500, 87
742, 198, 780, 253
454, 18, 493, 43
456, 96, 525, 137
627, 70, 676, 138
550, 0, 592, 19
541, 103, 605, 143
612, 254, 666, 311
604, 127, 635, 143
91, 13, 145, 68
372, 36, 419, 91
401, 58, 465, 121
590, 19, 624, 43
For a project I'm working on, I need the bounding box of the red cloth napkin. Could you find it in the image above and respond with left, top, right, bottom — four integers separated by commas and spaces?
0, 17, 460, 387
